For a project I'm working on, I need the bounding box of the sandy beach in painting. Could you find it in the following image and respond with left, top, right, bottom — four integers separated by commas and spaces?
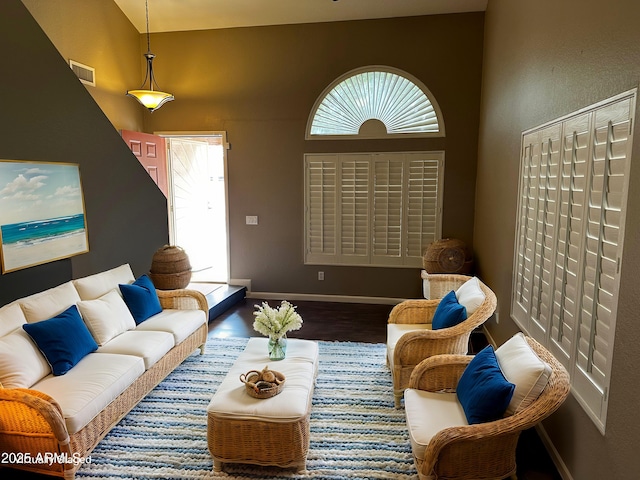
1, 230, 88, 272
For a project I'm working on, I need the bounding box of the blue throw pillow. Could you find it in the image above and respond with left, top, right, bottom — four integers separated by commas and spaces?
23, 305, 98, 376
432, 290, 467, 329
457, 345, 516, 424
119, 274, 162, 324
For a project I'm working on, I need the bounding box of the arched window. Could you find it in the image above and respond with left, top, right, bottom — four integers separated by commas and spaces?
306, 66, 445, 139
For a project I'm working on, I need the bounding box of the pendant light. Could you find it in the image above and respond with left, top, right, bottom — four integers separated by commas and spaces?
126, 0, 174, 112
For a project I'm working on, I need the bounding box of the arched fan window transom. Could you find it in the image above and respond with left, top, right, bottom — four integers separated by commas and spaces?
307, 67, 444, 139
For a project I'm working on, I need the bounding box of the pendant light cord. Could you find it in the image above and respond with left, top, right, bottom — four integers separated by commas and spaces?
145, 0, 151, 53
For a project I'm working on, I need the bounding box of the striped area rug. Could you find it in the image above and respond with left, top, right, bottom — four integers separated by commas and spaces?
76, 337, 417, 479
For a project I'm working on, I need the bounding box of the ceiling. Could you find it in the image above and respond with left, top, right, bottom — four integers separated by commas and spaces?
114, 0, 488, 33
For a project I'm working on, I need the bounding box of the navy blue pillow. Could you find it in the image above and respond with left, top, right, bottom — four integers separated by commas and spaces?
457, 345, 516, 424
432, 290, 467, 330
23, 305, 98, 376
119, 274, 162, 324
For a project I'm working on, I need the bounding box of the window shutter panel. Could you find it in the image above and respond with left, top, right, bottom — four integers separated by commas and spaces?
513, 130, 542, 330
372, 155, 404, 264
405, 153, 442, 263
550, 113, 591, 365
339, 156, 370, 263
573, 98, 633, 422
305, 155, 337, 263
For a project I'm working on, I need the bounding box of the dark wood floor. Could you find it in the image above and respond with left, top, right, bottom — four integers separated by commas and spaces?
211, 296, 563, 480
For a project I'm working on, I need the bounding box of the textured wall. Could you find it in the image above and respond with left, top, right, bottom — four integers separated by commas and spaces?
143, 14, 485, 298
0, 0, 168, 305
476, 0, 640, 478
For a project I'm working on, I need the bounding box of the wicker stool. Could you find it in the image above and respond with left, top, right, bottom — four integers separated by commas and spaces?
207, 338, 319, 473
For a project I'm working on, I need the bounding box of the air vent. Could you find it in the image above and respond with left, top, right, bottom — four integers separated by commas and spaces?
69, 60, 95, 87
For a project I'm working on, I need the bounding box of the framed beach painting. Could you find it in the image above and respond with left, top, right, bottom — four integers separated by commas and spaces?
0, 160, 89, 273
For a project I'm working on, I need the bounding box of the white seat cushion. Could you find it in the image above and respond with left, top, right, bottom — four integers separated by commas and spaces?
208, 338, 318, 422
97, 330, 175, 369
386, 323, 432, 368
134, 309, 206, 344
495, 332, 552, 414
404, 388, 468, 461
32, 352, 144, 435
19, 281, 81, 323
0, 328, 51, 388
73, 264, 135, 301
77, 289, 136, 346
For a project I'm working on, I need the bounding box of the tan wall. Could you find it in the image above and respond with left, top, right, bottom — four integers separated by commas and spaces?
22, 0, 144, 132
143, 15, 485, 297
477, 0, 640, 477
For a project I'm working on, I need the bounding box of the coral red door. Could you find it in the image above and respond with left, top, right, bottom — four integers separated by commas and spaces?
121, 130, 168, 197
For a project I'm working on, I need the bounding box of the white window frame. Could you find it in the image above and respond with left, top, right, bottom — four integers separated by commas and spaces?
304, 151, 444, 268
511, 89, 636, 433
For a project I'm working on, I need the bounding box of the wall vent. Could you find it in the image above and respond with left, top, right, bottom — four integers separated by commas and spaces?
69, 60, 95, 87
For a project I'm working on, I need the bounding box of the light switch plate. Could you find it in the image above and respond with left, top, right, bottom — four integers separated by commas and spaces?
245, 215, 258, 225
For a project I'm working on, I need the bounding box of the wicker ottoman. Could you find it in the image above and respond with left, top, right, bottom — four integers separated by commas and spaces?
207, 337, 319, 472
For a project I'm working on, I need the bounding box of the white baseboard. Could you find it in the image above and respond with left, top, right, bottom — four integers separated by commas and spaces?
246, 291, 405, 305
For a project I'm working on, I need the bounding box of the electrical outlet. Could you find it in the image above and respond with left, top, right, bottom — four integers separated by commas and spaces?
318, 271, 324, 281
245, 215, 258, 225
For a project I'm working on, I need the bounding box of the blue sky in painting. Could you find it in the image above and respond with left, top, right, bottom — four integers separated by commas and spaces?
0, 161, 85, 225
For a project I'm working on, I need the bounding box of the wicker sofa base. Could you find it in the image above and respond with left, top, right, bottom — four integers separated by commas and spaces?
0, 322, 208, 480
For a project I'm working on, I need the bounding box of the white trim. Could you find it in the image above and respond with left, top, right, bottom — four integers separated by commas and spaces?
246, 291, 404, 305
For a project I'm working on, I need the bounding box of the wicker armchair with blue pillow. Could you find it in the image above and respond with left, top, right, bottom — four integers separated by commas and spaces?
403, 334, 570, 480
387, 275, 497, 408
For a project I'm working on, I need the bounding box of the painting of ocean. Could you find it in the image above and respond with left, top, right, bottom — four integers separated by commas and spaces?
1, 214, 86, 245
0, 160, 89, 272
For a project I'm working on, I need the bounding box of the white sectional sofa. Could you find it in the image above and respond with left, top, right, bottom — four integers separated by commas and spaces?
0, 264, 208, 479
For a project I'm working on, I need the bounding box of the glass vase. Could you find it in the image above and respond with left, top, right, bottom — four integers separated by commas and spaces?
268, 334, 287, 361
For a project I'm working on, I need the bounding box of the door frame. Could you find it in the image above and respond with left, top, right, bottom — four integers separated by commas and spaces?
155, 130, 231, 283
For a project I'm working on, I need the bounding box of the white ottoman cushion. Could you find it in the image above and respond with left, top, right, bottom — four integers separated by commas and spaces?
208, 338, 318, 422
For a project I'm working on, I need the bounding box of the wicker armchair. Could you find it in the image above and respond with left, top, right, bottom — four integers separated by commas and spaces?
387, 274, 497, 407
405, 336, 570, 480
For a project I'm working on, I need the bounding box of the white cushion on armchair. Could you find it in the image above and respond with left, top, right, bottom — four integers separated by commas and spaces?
404, 389, 468, 461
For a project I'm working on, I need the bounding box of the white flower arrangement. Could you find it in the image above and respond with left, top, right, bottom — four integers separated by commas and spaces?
253, 300, 303, 339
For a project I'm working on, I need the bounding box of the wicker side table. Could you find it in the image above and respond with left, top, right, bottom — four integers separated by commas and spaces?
207, 337, 319, 473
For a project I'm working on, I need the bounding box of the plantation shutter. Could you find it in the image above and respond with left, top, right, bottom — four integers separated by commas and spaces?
406, 154, 442, 261
305, 155, 337, 264
572, 97, 633, 422
372, 155, 404, 264
511, 90, 635, 432
339, 156, 370, 264
304, 151, 443, 267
